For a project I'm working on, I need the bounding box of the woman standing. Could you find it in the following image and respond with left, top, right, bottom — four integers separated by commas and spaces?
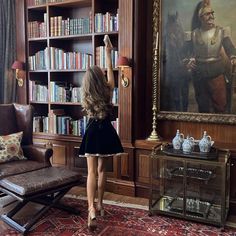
79, 41, 124, 229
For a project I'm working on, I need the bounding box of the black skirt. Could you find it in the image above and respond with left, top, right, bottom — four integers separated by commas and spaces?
79, 117, 124, 157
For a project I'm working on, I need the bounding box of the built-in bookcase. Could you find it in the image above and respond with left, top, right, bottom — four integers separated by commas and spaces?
25, 0, 134, 192
26, 0, 119, 137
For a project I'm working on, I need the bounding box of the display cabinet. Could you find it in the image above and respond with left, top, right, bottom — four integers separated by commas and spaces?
149, 144, 230, 227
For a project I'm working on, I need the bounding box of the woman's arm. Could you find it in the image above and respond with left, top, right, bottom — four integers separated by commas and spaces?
105, 45, 115, 90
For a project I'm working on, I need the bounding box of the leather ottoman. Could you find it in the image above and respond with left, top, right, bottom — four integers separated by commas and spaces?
0, 167, 82, 235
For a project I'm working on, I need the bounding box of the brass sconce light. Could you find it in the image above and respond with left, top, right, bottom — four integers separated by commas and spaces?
11, 60, 24, 87
117, 56, 130, 88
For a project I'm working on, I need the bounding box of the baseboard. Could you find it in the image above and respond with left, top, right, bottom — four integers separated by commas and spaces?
135, 183, 150, 198
106, 179, 135, 197
78, 175, 136, 197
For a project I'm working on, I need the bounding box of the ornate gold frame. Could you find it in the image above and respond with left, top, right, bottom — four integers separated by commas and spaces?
152, 0, 236, 125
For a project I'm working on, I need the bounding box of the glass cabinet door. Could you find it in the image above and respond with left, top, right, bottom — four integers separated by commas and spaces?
150, 156, 184, 216
185, 162, 224, 224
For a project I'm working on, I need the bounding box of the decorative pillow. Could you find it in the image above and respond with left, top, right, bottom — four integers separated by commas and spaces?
0, 132, 26, 163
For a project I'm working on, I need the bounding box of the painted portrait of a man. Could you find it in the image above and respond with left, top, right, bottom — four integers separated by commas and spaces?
160, 0, 236, 114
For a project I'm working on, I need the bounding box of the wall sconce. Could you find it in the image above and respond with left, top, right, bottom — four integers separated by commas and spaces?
11, 60, 24, 87
117, 56, 130, 88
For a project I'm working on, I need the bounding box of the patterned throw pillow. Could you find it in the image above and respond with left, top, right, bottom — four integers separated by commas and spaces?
0, 132, 26, 163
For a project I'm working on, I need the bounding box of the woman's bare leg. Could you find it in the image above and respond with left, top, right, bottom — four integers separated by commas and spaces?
97, 157, 107, 211
86, 156, 98, 211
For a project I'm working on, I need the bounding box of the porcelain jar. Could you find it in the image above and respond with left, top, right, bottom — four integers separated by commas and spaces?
199, 131, 212, 153
172, 129, 184, 150
182, 136, 195, 154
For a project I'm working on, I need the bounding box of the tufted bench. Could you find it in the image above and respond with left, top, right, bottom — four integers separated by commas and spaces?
0, 167, 81, 235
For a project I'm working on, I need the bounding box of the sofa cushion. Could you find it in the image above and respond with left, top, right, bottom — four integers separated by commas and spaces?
0, 132, 26, 163
0, 160, 48, 179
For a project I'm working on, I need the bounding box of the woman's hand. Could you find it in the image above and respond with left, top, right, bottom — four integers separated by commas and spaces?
104, 40, 114, 89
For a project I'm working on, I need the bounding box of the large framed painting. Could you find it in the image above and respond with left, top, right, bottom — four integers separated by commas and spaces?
153, 0, 236, 124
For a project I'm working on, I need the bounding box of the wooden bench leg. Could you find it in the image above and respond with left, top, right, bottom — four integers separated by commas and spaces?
33, 195, 80, 215
1, 186, 80, 235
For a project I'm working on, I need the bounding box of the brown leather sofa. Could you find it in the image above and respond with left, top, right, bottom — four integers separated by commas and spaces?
0, 104, 81, 235
0, 103, 53, 182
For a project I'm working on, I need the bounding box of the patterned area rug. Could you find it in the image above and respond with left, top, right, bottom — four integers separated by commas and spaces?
1, 197, 236, 236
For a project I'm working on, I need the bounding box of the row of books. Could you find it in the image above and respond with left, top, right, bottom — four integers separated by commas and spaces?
33, 113, 119, 135
48, 0, 63, 2
95, 12, 119, 33
29, 80, 119, 104
48, 113, 88, 136
49, 47, 93, 70
29, 48, 48, 70
28, 14, 117, 39
50, 15, 92, 37
33, 114, 87, 136
28, 14, 47, 38
27, 0, 46, 6
96, 47, 118, 69
50, 82, 81, 103
29, 81, 48, 102
28, 47, 93, 70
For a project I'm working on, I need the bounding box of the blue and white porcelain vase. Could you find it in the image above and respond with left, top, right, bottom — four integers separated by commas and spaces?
172, 129, 184, 150
182, 136, 195, 154
199, 131, 212, 153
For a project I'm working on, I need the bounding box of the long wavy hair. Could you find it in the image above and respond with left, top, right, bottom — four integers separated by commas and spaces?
81, 65, 112, 119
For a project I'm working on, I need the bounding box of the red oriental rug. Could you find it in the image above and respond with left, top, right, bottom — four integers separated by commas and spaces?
1, 197, 236, 236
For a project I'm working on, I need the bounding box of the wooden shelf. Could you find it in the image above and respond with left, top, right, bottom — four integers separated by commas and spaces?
28, 37, 47, 42
49, 34, 92, 40
48, 0, 91, 8
27, 4, 46, 10
50, 102, 81, 106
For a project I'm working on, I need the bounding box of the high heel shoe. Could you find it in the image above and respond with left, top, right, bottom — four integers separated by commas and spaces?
97, 205, 105, 217
88, 208, 97, 230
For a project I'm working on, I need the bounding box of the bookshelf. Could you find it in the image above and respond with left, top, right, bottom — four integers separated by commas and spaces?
26, 0, 134, 191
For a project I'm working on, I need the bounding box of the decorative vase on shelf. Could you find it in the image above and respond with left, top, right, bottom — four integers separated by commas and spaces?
199, 131, 212, 153
182, 136, 195, 154
172, 129, 184, 150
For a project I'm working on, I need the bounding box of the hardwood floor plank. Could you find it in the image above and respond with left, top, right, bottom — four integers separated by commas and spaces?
68, 186, 149, 206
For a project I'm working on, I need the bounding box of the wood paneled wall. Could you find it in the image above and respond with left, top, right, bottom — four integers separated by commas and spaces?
16, 0, 27, 104
158, 120, 236, 145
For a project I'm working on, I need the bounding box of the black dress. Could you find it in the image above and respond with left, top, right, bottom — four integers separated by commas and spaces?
79, 116, 124, 157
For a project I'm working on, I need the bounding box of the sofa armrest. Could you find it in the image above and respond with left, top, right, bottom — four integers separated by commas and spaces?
22, 145, 53, 166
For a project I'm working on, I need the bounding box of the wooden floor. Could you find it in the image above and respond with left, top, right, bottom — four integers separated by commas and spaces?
69, 186, 149, 206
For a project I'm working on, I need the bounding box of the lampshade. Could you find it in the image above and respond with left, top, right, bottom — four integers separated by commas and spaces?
12, 60, 24, 70
117, 56, 129, 67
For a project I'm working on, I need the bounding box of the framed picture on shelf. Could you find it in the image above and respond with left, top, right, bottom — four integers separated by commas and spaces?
153, 0, 236, 124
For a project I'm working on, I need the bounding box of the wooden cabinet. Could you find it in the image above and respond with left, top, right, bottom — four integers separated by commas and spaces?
34, 135, 69, 166
134, 140, 161, 198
